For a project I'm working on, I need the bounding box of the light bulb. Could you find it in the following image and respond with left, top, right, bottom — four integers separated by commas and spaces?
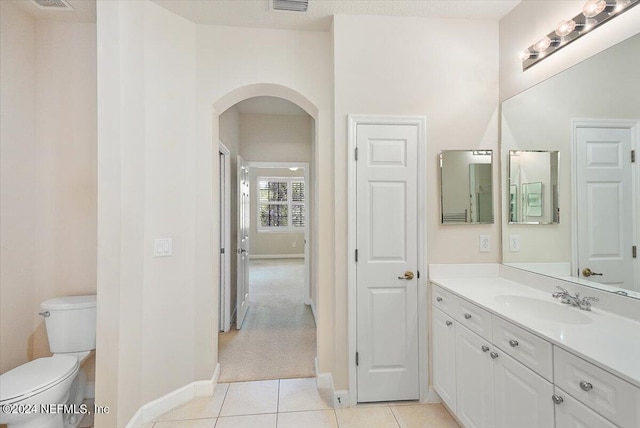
533, 36, 552, 53
615, 0, 631, 11
520, 49, 531, 60
582, 0, 606, 17
555, 19, 576, 37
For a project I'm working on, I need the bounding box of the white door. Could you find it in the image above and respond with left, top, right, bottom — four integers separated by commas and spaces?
456, 325, 494, 428
493, 350, 554, 428
576, 127, 635, 288
219, 152, 225, 330
355, 123, 419, 402
236, 156, 250, 329
432, 308, 456, 412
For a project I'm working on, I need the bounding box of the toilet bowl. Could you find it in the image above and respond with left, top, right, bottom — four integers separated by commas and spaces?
0, 295, 96, 428
0, 356, 79, 428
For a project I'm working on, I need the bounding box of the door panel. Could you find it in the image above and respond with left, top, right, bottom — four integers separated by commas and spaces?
356, 123, 419, 402
236, 156, 250, 329
576, 127, 634, 288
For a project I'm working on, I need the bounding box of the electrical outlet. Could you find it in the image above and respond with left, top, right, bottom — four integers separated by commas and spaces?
509, 235, 521, 252
479, 235, 490, 253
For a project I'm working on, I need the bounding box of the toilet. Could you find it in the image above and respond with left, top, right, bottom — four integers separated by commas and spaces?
0, 295, 96, 428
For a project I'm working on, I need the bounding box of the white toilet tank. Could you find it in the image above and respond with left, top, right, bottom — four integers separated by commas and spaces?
40, 295, 96, 354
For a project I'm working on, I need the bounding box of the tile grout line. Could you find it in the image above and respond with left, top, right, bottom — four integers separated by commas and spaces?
217, 383, 231, 419
389, 405, 402, 428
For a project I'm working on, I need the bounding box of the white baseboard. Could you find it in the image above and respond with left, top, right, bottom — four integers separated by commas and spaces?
125, 364, 220, 428
249, 254, 304, 259
307, 299, 317, 323
425, 386, 441, 403
315, 358, 340, 408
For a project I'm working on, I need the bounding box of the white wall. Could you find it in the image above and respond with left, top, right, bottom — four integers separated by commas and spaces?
96, 2, 205, 426
0, 2, 97, 377
333, 14, 500, 389
0, 0, 38, 374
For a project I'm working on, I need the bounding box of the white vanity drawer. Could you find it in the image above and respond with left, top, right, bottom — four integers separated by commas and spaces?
554, 347, 640, 428
492, 315, 552, 382
553, 387, 617, 428
455, 296, 492, 342
432, 285, 458, 317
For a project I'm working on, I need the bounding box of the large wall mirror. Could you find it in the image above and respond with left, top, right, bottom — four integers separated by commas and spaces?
501, 33, 640, 299
440, 150, 493, 224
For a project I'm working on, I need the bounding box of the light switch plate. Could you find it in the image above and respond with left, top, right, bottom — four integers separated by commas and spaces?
153, 238, 173, 257
479, 235, 490, 253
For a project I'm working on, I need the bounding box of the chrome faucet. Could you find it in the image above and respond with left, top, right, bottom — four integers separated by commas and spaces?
552, 286, 599, 311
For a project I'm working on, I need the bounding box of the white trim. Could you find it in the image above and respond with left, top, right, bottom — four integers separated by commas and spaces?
249, 254, 304, 259
347, 114, 428, 406
571, 119, 639, 287
125, 364, 220, 428
219, 141, 232, 333
309, 298, 317, 322
247, 161, 312, 307
315, 358, 337, 408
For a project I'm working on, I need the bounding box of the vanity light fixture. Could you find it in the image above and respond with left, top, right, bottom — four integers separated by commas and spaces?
288, 167, 300, 171
521, 0, 639, 70
472, 150, 492, 156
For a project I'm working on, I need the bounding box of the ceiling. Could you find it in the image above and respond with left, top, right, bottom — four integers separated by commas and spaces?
152, 0, 522, 31
14, 0, 522, 30
234, 97, 309, 116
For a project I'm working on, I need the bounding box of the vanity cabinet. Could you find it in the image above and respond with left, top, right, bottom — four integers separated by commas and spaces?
432, 307, 457, 412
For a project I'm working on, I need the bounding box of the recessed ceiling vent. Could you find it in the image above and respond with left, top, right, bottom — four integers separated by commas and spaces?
272, 0, 309, 12
30, 0, 74, 10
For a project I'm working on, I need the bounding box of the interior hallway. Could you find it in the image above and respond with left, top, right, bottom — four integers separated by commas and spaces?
218, 259, 316, 382
142, 378, 460, 428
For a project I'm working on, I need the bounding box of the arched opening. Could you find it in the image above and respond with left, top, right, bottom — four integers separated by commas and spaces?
212, 84, 320, 383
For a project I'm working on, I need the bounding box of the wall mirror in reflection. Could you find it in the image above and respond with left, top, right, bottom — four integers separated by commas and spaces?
440, 150, 493, 224
508, 151, 559, 224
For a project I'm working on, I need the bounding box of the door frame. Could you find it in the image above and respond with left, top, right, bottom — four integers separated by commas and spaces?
246, 161, 312, 308
347, 114, 428, 406
571, 119, 639, 284
219, 141, 232, 332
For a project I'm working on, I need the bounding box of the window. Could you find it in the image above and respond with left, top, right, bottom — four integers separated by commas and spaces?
257, 177, 305, 232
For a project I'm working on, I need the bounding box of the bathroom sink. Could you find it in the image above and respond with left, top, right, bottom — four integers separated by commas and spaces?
494, 295, 592, 325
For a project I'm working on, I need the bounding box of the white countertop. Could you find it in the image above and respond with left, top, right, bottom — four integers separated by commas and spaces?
430, 276, 640, 389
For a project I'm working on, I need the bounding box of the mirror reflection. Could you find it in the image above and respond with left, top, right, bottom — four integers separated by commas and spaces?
508, 150, 559, 224
501, 33, 640, 298
440, 150, 493, 224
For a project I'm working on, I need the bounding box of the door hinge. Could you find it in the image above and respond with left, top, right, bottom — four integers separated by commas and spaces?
221, 248, 225, 254
632, 150, 636, 163
356, 352, 359, 366
355, 249, 359, 262
417, 270, 420, 279
355, 147, 359, 161
633, 245, 637, 258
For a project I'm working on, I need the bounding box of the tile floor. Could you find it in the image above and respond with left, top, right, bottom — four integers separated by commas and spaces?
143, 378, 460, 428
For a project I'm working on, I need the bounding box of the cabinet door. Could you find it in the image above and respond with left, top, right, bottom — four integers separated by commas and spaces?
456, 324, 494, 428
554, 387, 617, 428
493, 349, 554, 428
432, 307, 456, 412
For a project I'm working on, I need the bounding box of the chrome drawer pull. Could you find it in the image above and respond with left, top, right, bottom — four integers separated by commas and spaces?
579, 381, 593, 392
481, 345, 490, 352
445, 321, 453, 326
552, 395, 564, 405
490, 351, 499, 359
464, 313, 472, 319
436, 297, 443, 302
509, 339, 519, 347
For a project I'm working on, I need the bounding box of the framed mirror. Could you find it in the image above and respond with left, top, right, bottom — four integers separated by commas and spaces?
440, 150, 493, 224
501, 33, 640, 298
508, 150, 559, 224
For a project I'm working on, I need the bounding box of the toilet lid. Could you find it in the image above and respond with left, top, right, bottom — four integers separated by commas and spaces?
0, 356, 78, 403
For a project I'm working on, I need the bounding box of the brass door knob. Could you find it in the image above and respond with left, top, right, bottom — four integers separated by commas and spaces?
398, 271, 414, 280
582, 268, 603, 277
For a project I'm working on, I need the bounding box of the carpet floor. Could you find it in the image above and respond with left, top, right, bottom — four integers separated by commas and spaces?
218, 258, 316, 382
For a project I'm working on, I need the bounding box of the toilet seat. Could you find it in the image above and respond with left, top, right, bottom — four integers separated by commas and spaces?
0, 356, 79, 405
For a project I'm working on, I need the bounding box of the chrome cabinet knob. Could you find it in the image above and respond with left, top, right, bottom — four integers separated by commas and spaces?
579, 381, 593, 391
445, 320, 453, 326
481, 345, 490, 352
436, 297, 443, 302
552, 394, 564, 405
490, 351, 499, 359
509, 339, 519, 347
464, 313, 472, 319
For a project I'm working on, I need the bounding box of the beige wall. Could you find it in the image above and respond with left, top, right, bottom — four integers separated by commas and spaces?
0, 2, 97, 377
333, 14, 500, 388
96, 2, 204, 426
